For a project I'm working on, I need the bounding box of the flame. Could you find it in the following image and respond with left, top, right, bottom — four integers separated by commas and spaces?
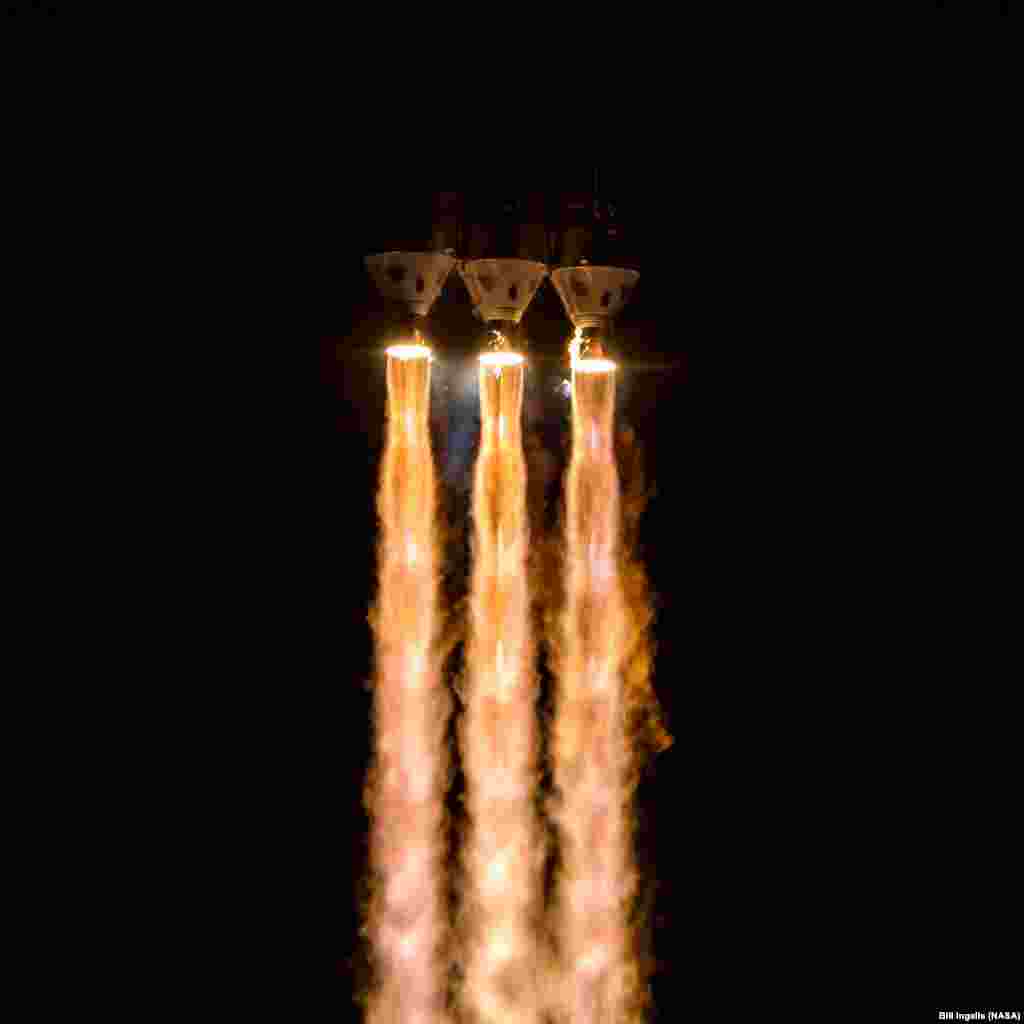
365, 350, 451, 1023
386, 344, 432, 361
548, 360, 644, 1023
460, 356, 544, 1022
570, 328, 617, 374
569, 327, 584, 368
479, 352, 525, 367
480, 350, 525, 383
574, 358, 617, 374
361, 330, 667, 1023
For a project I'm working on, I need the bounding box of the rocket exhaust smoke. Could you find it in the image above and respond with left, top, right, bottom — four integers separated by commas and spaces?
457, 352, 544, 1022
548, 358, 641, 1023
365, 345, 452, 1024
356, 254, 672, 1020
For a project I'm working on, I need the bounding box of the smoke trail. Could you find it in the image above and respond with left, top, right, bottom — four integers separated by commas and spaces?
615, 425, 674, 768
365, 346, 452, 1024
548, 360, 643, 1023
458, 354, 544, 1023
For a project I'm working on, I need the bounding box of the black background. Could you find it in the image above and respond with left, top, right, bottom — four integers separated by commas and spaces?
934, 1, 1010, 10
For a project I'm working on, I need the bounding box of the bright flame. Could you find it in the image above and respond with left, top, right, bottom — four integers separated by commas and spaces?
569, 327, 617, 373
366, 351, 450, 1023
569, 326, 584, 367
574, 358, 618, 374
479, 351, 525, 367
549, 362, 639, 1022
386, 344, 432, 360
461, 356, 543, 1022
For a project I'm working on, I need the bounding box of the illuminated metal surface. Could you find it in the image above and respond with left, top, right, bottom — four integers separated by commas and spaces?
458, 258, 548, 323
365, 251, 457, 318
550, 265, 639, 330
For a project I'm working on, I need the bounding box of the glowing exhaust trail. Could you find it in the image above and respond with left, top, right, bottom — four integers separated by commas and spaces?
366, 344, 451, 1024
550, 357, 640, 1023
459, 351, 544, 1022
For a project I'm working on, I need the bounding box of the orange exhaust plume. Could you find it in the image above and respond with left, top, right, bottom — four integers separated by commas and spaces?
365, 348, 452, 1024
548, 361, 644, 1023
457, 355, 545, 1023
